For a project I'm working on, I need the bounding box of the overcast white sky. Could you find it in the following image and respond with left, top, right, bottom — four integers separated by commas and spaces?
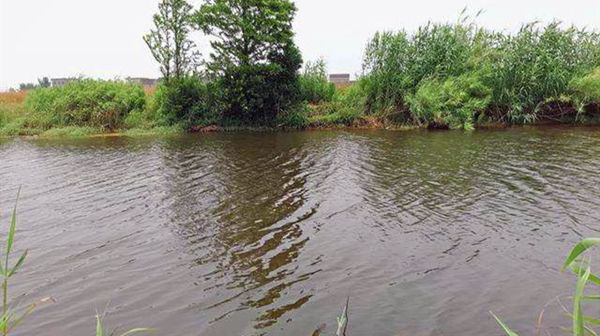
1, 0, 599, 90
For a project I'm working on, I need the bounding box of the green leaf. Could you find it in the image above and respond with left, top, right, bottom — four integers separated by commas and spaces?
491, 312, 520, 336
584, 315, 600, 326
96, 314, 103, 336
574, 266, 591, 336
585, 325, 599, 336
563, 239, 600, 271
119, 328, 155, 336
6, 188, 21, 266
571, 265, 600, 287
8, 250, 27, 277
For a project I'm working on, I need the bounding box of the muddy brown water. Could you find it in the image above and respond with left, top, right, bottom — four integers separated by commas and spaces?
1, 127, 600, 335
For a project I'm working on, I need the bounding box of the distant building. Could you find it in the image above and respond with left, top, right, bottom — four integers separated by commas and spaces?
51, 78, 78, 87
329, 74, 351, 85
126, 77, 158, 87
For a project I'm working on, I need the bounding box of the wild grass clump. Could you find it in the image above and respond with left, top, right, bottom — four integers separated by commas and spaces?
407, 72, 491, 129
307, 81, 367, 127
360, 13, 600, 126
569, 67, 600, 117
0, 93, 28, 133
494, 238, 600, 336
487, 22, 600, 123
299, 59, 336, 104
24, 80, 146, 130
0, 189, 154, 335
0, 92, 27, 105
152, 77, 221, 130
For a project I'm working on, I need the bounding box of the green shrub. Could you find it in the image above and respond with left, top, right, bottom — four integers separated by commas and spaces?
362, 18, 487, 121
153, 77, 220, 129
306, 82, 367, 126
569, 67, 600, 115
274, 104, 309, 128
487, 22, 600, 122
407, 73, 491, 129
298, 59, 336, 104
24, 80, 146, 130
361, 15, 600, 125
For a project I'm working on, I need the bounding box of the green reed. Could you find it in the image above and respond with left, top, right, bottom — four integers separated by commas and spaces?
360, 11, 600, 128
493, 238, 600, 336
0, 189, 153, 335
0, 187, 32, 336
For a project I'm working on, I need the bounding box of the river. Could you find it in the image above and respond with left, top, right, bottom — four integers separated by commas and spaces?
1, 126, 599, 335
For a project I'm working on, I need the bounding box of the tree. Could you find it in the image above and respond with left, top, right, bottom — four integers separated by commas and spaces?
37, 77, 51, 88
194, 0, 302, 122
18, 83, 36, 91
144, 0, 199, 83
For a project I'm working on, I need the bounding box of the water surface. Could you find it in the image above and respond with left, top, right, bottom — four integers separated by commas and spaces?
1, 127, 600, 335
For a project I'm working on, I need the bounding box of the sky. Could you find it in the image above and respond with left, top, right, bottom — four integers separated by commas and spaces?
1, 0, 600, 90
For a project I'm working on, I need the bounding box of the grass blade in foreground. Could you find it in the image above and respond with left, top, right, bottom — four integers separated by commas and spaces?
491, 312, 520, 336
563, 239, 600, 271
95, 314, 154, 336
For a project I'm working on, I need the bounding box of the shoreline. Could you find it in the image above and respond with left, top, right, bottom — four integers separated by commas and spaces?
2, 120, 600, 140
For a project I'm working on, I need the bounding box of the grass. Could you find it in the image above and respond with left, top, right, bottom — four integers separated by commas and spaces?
360, 14, 600, 127
493, 238, 600, 336
0, 86, 185, 138
2, 15, 600, 135
0, 189, 153, 335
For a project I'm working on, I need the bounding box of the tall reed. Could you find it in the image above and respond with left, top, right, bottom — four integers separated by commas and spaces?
493, 238, 600, 335
0, 189, 153, 335
360, 13, 600, 128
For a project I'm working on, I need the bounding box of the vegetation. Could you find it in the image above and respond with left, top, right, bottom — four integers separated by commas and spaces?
152, 76, 220, 129
143, 0, 199, 82
298, 58, 335, 104
2, 8, 600, 137
493, 238, 600, 336
24, 80, 146, 130
0, 80, 153, 136
361, 14, 600, 128
193, 0, 303, 123
0, 190, 153, 335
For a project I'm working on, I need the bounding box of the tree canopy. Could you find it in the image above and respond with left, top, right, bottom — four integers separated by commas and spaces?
194, 0, 302, 122
144, 0, 199, 82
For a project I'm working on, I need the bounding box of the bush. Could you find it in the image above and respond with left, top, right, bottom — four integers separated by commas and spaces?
362, 19, 487, 121
153, 76, 220, 129
24, 80, 146, 130
569, 67, 600, 115
361, 16, 600, 125
274, 104, 309, 128
407, 73, 491, 129
307, 82, 367, 126
487, 22, 600, 122
298, 59, 336, 104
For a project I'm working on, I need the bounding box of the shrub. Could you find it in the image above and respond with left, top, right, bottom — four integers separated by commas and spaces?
361, 15, 600, 125
487, 22, 600, 122
274, 104, 309, 128
362, 18, 488, 121
153, 76, 220, 129
24, 80, 146, 130
407, 73, 491, 129
298, 59, 336, 104
307, 82, 367, 126
569, 67, 600, 116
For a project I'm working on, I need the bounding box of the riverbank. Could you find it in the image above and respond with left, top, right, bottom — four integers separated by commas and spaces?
2, 96, 600, 140
2, 116, 600, 140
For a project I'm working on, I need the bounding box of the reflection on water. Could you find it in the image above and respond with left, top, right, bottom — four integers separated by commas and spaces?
1, 127, 600, 335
